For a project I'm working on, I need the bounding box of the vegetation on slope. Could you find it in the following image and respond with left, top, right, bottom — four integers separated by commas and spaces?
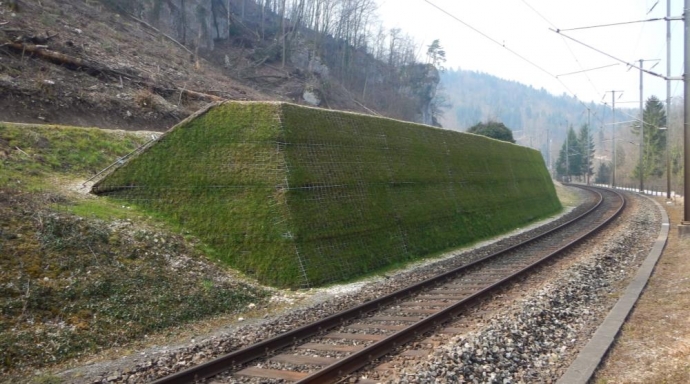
95, 102, 562, 288
0, 123, 267, 374
282, 104, 561, 285
93, 103, 303, 284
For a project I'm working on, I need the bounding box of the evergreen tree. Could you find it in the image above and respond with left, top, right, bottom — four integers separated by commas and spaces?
555, 126, 581, 180
426, 39, 447, 71
632, 96, 667, 179
566, 127, 581, 178
595, 162, 611, 184
578, 124, 595, 184
555, 141, 568, 178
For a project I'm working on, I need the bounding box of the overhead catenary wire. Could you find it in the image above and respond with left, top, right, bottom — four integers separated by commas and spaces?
600, 100, 668, 130
422, 0, 556, 79
422, 0, 608, 127
672, 75, 682, 96
517, 0, 608, 127
518, 0, 602, 93
560, 39, 604, 96
556, 16, 669, 32
630, 0, 665, 64
653, 21, 680, 70
519, 0, 557, 28
557, 63, 620, 78
630, 5, 649, 62
648, 0, 660, 14
552, 29, 678, 80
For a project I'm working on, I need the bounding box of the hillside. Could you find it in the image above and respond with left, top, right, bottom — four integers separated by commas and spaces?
0, 0, 442, 131
0, 0, 285, 131
0, 0, 637, 141
440, 69, 634, 166
0, 122, 268, 376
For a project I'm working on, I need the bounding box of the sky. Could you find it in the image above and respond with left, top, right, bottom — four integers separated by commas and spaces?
377, 0, 685, 108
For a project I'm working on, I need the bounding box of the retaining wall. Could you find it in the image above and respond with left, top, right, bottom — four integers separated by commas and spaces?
93, 102, 561, 287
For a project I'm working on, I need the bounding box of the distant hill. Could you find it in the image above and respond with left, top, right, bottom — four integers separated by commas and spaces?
439, 68, 633, 167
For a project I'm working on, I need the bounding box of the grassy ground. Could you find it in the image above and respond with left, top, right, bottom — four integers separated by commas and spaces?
594, 198, 690, 383
552, 181, 582, 208
0, 123, 268, 375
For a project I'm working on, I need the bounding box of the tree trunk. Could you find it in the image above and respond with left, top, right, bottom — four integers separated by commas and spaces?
280, 0, 286, 68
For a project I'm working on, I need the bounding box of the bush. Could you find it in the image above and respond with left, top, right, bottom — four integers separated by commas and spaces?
467, 121, 516, 143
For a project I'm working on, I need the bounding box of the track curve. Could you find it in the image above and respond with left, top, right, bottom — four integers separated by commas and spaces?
153, 185, 625, 384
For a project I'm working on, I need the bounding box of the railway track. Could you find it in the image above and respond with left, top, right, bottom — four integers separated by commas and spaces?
153, 185, 625, 384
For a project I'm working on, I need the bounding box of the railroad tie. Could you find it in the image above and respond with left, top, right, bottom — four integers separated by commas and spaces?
235, 367, 309, 381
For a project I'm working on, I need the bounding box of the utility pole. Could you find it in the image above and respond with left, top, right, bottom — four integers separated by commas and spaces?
640, 59, 645, 193
666, 0, 672, 199
680, 0, 690, 225
547, 2, 688, 228
566, 121, 569, 182
587, 108, 591, 185
546, 127, 551, 174
638, 58, 661, 193
612, 95, 616, 188
604, 90, 623, 188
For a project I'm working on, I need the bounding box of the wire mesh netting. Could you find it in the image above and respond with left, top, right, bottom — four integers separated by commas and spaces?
93, 102, 561, 287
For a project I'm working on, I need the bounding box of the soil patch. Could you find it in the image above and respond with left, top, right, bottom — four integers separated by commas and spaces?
594, 198, 690, 383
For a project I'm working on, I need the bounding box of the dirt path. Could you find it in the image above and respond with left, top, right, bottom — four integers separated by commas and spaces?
594, 198, 690, 383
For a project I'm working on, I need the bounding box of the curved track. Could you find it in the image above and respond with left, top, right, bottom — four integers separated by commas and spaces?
153, 185, 625, 384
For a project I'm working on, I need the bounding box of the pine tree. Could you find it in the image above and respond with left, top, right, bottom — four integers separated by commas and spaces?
567, 127, 581, 178
595, 162, 611, 184
578, 124, 595, 184
555, 141, 568, 178
632, 96, 667, 179
555, 126, 581, 180
426, 39, 446, 70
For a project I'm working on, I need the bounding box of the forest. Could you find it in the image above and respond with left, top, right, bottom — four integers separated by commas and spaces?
102, 0, 448, 125
552, 96, 684, 194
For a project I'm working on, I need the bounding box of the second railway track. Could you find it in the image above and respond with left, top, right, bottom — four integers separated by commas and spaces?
154, 185, 625, 384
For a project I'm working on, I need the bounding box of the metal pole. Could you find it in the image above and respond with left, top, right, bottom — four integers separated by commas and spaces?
640, 59, 645, 193
587, 109, 591, 185
684, 0, 690, 222
547, 126, 551, 174
667, 0, 672, 199
566, 122, 569, 182
612, 93, 617, 188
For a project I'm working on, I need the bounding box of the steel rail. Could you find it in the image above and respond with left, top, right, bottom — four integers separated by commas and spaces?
152, 185, 621, 384
297, 186, 625, 383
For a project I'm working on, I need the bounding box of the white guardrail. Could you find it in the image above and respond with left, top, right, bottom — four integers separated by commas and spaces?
591, 183, 683, 199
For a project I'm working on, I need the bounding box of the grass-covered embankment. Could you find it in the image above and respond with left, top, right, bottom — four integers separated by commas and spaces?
0, 123, 267, 375
94, 102, 562, 287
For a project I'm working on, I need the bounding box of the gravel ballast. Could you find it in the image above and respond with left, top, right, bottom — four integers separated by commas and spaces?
369, 192, 660, 383
55, 188, 661, 384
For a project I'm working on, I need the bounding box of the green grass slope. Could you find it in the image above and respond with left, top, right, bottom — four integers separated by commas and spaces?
94, 102, 562, 287
0, 123, 267, 373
